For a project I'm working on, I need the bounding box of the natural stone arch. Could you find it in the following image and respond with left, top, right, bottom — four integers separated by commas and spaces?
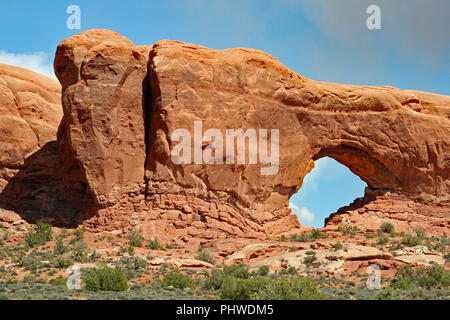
50, 29, 449, 237
313, 145, 398, 191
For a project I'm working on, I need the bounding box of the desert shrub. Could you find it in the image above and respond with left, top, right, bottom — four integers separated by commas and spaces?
414, 227, 426, 238
25, 222, 53, 248
160, 271, 195, 290
290, 229, 327, 242
377, 235, 389, 245
54, 257, 74, 269
257, 265, 269, 276
334, 241, 344, 251
53, 237, 69, 256
445, 253, 450, 263
49, 275, 66, 286
310, 229, 327, 240
72, 228, 84, 241
195, 247, 216, 265
220, 276, 328, 300
252, 277, 328, 300
223, 264, 250, 279
88, 250, 102, 262
204, 264, 250, 290
391, 264, 450, 290
379, 222, 396, 238
379, 222, 395, 236
127, 229, 144, 247
85, 266, 128, 292
70, 241, 89, 262
0, 227, 8, 247
114, 256, 149, 279
303, 255, 317, 265
60, 228, 69, 238
401, 234, 422, 247
146, 238, 165, 250
337, 225, 359, 236
220, 276, 270, 300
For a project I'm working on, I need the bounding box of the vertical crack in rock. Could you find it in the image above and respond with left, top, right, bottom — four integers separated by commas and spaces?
8, 29, 445, 238
141, 52, 156, 202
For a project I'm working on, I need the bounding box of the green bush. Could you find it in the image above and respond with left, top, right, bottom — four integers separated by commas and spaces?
220, 276, 270, 299
377, 235, 389, 245
128, 229, 144, 247
161, 271, 195, 290
54, 257, 74, 269
337, 225, 359, 236
303, 255, 317, 265
72, 228, 85, 241
70, 241, 88, 262
220, 276, 328, 300
204, 264, 250, 290
49, 275, 67, 286
85, 266, 128, 292
146, 238, 165, 250
223, 264, 250, 279
414, 227, 426, 238
334, 241, 344, 251
252, 277, 328, 300
53, 237, 69, 256
380, 222, 394, 233
391, 264, 450, 290
290, 229, 327, 242
401, 234, 422, 247
195, 247, 216, 265
114, 256, 149, 279
379, 222, 395, 236
257, 265, 269, 276
25, 222, 53, 248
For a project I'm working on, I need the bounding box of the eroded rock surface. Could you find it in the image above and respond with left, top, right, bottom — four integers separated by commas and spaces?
1, 29, 449, 239
0, 63, 74, 225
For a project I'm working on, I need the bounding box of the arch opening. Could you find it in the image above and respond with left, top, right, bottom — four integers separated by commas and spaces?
289, 157, 367, 228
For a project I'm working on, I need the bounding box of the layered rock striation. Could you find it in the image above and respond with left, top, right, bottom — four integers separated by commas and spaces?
1, 29, 449, 238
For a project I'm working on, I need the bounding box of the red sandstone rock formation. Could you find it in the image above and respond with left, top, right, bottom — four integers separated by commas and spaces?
0, 63, 73, 224
0, 63, 61, 169
1, 29, 449, 238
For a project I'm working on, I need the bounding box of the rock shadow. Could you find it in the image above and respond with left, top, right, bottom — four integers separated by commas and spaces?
0, 141, 83, 227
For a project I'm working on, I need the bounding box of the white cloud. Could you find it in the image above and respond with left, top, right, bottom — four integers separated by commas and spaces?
0, 51, 55, 79
289, 202, 315, 226
299, 157, 330, 195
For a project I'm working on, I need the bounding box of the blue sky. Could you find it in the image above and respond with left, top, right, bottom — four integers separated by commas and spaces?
1, 0, 448, 227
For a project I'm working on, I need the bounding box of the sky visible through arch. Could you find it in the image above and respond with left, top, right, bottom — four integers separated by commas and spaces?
289, 158, 367, 228
0, 1, 448, 227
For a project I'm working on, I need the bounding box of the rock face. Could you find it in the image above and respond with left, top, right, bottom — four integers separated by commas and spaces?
1, 29, 449, 238
54, 30, 151, 208
0, 63, 72, 224
0, 63, 61, 169
143, 39, 450, 238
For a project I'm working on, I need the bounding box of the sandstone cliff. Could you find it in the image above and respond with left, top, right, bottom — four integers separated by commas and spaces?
1, 29, 449, 239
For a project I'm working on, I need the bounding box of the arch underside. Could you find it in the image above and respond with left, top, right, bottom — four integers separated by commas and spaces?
313, 144, 400, 191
